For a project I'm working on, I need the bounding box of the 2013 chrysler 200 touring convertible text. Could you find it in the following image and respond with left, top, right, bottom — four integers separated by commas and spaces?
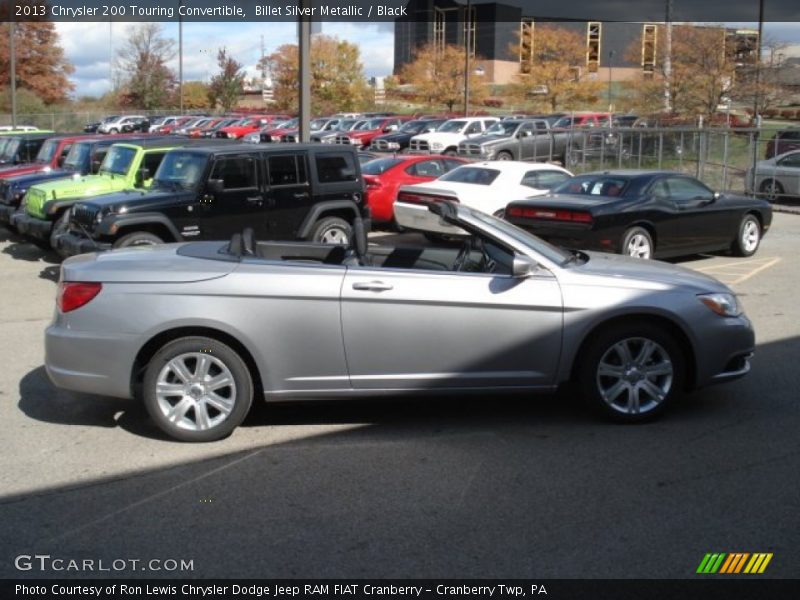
46, 202, 755, 442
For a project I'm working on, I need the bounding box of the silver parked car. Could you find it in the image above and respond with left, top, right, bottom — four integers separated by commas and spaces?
46, 203, 755, 442
748, 149, 800, 200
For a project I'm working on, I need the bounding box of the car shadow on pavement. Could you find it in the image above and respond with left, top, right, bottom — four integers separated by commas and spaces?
17, 366, 169, 441
38, 265, 60, 283
1, 230, 61, 264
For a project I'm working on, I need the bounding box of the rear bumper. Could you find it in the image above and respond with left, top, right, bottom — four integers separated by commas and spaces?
55, 231, 112, 257
12, 213, 52, 241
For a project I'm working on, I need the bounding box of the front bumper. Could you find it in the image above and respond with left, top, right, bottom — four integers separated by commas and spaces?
0, 203, 18, 226
55, 231, 112, 257
695, 314, 755, 388
12, 213, 53, 241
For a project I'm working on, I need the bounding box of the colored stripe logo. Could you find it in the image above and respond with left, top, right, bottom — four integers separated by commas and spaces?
697, 553, 773, 574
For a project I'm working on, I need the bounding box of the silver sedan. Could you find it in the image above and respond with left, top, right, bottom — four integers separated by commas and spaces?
749, 149, 800, 200
46, 202, 755, 442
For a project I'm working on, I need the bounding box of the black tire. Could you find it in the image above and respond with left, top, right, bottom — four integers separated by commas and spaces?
50, 210, 71, 255
143, 336, 253, 442
443, 148, 458, 157
310, 216, 352, 245
113, 231, 164, 249
492, 209, 505, 219
109, 128, 119, 135
621, 226, 654, 259
731, 214, 762, 257
496, 151, 513, 161
759, 179, 784, 201
577, 322, 685, 423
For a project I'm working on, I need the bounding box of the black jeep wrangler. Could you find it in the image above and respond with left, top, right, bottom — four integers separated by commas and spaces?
56, 143, 368, 255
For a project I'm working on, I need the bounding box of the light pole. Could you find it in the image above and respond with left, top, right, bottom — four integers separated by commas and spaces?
463, 0, 471, 117
607, 50, 615, 112
9, 22, 17, 128
178, 1, 183, 114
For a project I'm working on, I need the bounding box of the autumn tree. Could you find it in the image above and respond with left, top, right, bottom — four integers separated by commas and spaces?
181, 81, 213, 110
115, 23, 176, 110
260, 35, 371, 114
509, 26, 602, 111
0, 22, 74, 104
208, 49, 245, 113
397, 43, 487, 112
731, 39, 795, 116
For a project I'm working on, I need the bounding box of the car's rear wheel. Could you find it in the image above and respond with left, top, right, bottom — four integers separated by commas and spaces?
113, 231, 164, 248
731, 214, 761, 257
143, 336, 253, 442
622, 226, 654, 259
578, 323, 684, 422
759, 179, 784, 201
311, 216, 352, 245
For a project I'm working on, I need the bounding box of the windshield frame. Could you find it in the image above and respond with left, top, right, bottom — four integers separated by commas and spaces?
153, 151, 208, 190
437, 120, 467, 133
35, 139, 60, 164
99, 145, 137, 177
1, 138, 21, 161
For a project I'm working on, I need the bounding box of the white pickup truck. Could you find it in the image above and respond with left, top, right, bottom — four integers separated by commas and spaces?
408, 117, 499, 156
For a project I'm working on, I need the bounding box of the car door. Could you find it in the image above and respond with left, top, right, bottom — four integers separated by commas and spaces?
775, 152, 800, 196
341, 237, 564, 390
663, 176, 733, 253
202, 153, 267, 239
516, 122, 536, 160
262, 151, 312, 239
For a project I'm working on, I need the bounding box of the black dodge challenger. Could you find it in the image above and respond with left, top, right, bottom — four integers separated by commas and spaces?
504, 170, 772, 259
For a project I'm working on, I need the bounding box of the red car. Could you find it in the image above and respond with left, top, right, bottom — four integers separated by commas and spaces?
152, 116, 194, 134
217, 115, 291, 139
362, 154, 468, 224
0, 133, 117, 179
260, 118, 300, 143
335, 117, 413, 149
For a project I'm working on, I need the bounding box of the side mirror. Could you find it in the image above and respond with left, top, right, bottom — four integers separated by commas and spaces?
57, 155, 66, 167
208, 178, 225, 195
135, 167, 150, 186
384, 125, 398, 132
91, 159, 103, 173
512, 254, 538, 278
713, 191, 721, 201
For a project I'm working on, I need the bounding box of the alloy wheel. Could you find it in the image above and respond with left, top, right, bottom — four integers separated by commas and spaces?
595, 337, 673, 416
626, 234, 652, 259
741, 219, 760, 254
155, 352, 237, 432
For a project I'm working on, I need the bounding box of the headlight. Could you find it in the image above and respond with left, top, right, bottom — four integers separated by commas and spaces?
227, 132, 236, 138
387, 142, 400, 150
271, 135, 281, 142
95, 210, 104, 224
699, 293, 742, 317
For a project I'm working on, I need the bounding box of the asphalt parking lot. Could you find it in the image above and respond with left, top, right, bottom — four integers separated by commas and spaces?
1, 215, 799, 579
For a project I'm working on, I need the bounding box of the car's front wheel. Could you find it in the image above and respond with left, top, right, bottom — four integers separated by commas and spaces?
496, 151, 513, 161
731, 214, 761, 257
578, 323, 684, 422
143, 336, 253, 442
622, 226, 654, 259
310, 216, 352, 245
113, 231, 164, 248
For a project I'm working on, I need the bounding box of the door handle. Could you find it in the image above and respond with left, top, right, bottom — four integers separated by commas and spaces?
352, 281, 393, 292
293, 192, 309, 199
246, 196, 262, 203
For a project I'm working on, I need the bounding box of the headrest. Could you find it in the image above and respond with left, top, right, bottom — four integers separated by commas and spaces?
227, 233, 243, 257
242, 227, 255, 256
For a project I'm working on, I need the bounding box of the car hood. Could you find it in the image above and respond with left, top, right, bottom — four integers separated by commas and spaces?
82, 187, 194, 211
413, 131, 465, 143
464, 134, 510, 145
26, 174, 122, 218
5, 169, 73, 188
373, 132, 414, 143
61, 244, 237, 284
0, 164, 47, 177
564, 251, 731, 293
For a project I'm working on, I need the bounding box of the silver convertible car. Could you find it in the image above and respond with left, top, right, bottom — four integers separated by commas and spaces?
46, 202, 755, 442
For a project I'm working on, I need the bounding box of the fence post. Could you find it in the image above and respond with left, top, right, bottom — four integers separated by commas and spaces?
722, 131, 729, 191
657, 131, 663, 169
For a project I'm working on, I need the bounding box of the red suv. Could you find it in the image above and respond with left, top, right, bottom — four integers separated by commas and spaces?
335, 117, 412, 149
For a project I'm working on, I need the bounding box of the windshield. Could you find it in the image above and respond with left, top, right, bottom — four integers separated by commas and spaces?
310, 119, 328, 131
399, 121, 427, 134
36, 139, 60, 163
63, 142, 92, 171
154, 151, 207, 190
485, 121, 521, 136
469, 210, 571, 265
552, 174, 631, 197
99, 145, 137, 176
362, 157, 403, 175
438, 120, 467, 133
363, 119, 386, 130
439, 166, 499, 186
1, 139, 21, 160
552, 117, 574, 128
335, 120, 358, 131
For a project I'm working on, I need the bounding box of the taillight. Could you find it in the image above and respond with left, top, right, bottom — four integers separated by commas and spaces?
507, 206, 592, 224
365, 177, 382, 189
58, 282, 102, 313
397, 192, 457, 204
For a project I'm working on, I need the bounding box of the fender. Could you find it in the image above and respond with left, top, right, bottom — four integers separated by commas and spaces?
297, 199, 363, 240
41, 199, 82, 219
98, 212, 183, 241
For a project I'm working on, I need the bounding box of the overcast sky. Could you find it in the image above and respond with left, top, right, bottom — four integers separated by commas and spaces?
55, 21, 799, 98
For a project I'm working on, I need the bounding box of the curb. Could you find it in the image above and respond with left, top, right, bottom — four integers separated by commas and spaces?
772, 204, 800, 215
